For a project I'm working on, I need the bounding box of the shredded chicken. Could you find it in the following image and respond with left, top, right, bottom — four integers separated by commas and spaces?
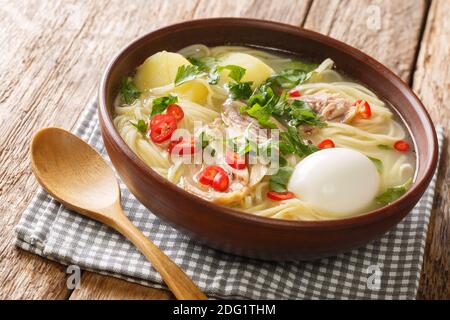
296, 92, 356, 123
180, 164, 250, 205
177, 101, 271, 205
222, 100, 283, 143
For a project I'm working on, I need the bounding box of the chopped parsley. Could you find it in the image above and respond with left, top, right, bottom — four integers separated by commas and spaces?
377, 144, 391, 150
279, 125, 319, 158
227, 81, 253, 100
129, 119, 148, 135
174, 65, 202, 86
269, 166, 294, 192
376, 178, 413, 205
188, 56, 218, 70
120, 78, 141, 104
216, 65, 246, 82
268, 69, 309, 89
151, 94, 178, 117
368, 156, 383, 172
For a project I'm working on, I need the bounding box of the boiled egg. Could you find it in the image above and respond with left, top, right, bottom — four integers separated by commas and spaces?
287, 148, 380, 216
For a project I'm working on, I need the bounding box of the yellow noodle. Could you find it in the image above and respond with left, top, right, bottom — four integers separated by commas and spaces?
113, 45, 416, 221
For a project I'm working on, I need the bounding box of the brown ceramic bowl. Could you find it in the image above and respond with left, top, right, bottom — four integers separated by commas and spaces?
98, 18, 438, 260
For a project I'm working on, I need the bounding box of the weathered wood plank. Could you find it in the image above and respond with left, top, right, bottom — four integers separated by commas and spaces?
0, 0, 201, 300
192, 0, 312, 24
412, 0, 450, 300
304, 0, 427, 81
0, 0, 313, 301
69, 272, 173, 300
0, 0, 446, 300
68, 0, 314, 300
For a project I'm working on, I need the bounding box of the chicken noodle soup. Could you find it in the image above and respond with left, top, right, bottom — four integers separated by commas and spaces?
113, 45, 416, 221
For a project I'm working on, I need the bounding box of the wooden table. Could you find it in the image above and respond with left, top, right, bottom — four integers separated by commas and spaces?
0, 0, 448, 300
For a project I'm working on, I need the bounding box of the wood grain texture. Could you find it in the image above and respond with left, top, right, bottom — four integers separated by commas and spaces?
304, 0, 427, 81
0, 0, 447, 300
412, 0, 450, 300
192, 0, 312, 24
0, 0, 201, 300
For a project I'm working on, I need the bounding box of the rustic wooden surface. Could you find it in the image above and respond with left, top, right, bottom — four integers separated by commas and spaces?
0, 0, 447, 300
412, 0, 449, 299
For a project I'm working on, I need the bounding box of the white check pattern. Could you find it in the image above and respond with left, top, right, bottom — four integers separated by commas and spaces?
15, 100, 444, 299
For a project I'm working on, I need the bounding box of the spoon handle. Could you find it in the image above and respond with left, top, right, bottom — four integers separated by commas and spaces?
112, 212, 207, 300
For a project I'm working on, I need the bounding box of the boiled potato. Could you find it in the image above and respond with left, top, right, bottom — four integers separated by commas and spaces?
218, 52, 274, 88
134, 51, 190, 91
172, 81, 209, 105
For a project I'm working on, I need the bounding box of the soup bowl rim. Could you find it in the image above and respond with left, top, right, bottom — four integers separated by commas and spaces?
98, 17, 438, 231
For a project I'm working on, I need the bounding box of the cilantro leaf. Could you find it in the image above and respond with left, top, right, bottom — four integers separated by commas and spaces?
120, 78, 141, 104
174, 65, 202, 86
188, 56, 218, 70
241, 82, 279, 128
269, 167, 294, 192
368, 156, 383, 172
287, 100, 327, 127
285, 60, 320, 72
376, 178, 413, 205
245, 103, 277, 129
280, 126, 318, 157
151, 94, 178, 117
268, 69, 309, 89
378, 144, 391, 150
217, 65, 246, 82
129, 119, 148, 135
227, 81, 253, 100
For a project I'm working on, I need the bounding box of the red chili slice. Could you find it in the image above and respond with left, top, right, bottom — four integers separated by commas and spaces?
198, 165, 226, 186
168, 136, 197, 156
150, 114, 175, 129
167, 137, 183, 154
212, 171, 229, 192
267, 191, 295, 201
167, 104, 184, 122
288, 89, 302, 97
354, 99, 372, 119
317, 139, 335, 149
149, 114, 177, 143
226, 151, 247, 169
394, 140, 410, 152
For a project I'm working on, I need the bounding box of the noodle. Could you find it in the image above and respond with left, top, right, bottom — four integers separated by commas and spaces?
113, 45, 416, 221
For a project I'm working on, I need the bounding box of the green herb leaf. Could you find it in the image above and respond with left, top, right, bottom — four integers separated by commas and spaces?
375, 178, 413, 205
174, 65, 202, 86
280, 125, 318, 158
120, 78, 141, 104
129, 119, 148, 135
268, 69, 309, 89
377, 144, 391, 150
277, 100, 326, 128
269, 167, 294, 192
217, 65, 246, 82
241, 82, 279, 128
246, 103, 277, 129
368, 156, 383, 172
199, 132, 211, 149
227, 81, 253, 100
188, 56, 218, 70
151, 94, 178, 117
285, 60, 320, 73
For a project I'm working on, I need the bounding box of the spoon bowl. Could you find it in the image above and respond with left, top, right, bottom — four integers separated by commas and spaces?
31, 127, 207, 300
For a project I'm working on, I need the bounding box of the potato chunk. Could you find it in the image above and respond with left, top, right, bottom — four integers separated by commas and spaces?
219, 52, 274, 88
134, 51, 190, 91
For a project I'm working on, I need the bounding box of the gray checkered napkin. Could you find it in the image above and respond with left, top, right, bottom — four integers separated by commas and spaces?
15, 100, 444, 299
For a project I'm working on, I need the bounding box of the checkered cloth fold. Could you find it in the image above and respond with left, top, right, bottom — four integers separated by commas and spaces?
15, 100, 444, 299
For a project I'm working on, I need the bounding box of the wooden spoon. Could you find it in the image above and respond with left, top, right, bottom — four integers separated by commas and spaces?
30, 127, 207, 300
